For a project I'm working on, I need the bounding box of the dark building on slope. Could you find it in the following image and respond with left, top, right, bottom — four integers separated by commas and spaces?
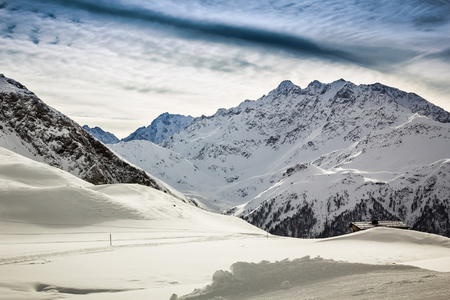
349, 220, 409, 232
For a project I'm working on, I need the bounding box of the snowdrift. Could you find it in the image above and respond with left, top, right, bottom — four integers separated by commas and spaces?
178, 257, 428, 300
178, 228, 450, 300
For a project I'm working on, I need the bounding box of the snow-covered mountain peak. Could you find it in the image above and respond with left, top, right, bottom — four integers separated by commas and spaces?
266, 79, 301, 99
276, 79, 299, 91
332, 78, 348, 85
122, 112, 194, 144
305, 79, 327, 93
83, 125, 120, 144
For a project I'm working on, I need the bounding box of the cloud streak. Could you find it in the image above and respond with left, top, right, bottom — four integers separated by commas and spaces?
30, 0, 418, 70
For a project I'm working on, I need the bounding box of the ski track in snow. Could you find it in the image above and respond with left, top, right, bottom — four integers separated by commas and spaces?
0, 231, 261, 267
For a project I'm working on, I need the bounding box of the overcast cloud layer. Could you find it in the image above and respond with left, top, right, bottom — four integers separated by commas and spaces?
1, 0, 449, 137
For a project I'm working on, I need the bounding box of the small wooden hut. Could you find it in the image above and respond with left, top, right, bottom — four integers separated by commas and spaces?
349, 220, 409, 233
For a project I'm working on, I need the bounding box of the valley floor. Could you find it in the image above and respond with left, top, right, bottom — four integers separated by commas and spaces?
1, 221, 449, 300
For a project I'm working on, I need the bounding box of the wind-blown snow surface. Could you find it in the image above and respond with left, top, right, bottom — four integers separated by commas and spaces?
109, 79, 450, 237
1, 147, 450, 299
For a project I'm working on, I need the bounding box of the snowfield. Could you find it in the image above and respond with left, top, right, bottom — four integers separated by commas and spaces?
1, 147, 450, 300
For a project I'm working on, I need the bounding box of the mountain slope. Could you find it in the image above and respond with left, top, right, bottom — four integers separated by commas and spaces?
0, 74, 178, 197
112, 79, 450, 237
0, 146, 256, 232
239, 158, 450, 238
122, 112, 194, 144
107, 140, 229, 210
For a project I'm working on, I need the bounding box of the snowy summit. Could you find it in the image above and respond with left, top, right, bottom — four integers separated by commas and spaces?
122, 112, 194, 144
83, 125, 120, 144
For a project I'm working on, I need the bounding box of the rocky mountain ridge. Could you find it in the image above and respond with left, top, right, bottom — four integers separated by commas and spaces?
0, 74, 184, 199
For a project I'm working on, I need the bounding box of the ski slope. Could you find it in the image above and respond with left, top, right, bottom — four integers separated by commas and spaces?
1, 147, 449, 299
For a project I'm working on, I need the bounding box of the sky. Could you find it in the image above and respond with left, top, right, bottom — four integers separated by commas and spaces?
1, 0, 450, 138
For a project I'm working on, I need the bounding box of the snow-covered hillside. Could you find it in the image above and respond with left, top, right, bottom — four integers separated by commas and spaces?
110, 79, 450, 237
108, 140, 228, 209
0, 146, 250, 231
122, 112, 194, 144
1, 146, 449, 299
0, 74, 175, 195
83, 125, 120, 144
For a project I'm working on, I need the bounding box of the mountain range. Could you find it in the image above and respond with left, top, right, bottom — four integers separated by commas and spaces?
108, 79, 450, 238
1, 73, 449, 238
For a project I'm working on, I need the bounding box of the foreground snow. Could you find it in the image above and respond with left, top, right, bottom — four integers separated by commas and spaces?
1, 147, 449, 299
1, 224, 449, 300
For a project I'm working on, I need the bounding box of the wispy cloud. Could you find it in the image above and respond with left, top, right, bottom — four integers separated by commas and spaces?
5, 0, 449, 68
426, 48, 450, 62
18, 0, 422, 70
